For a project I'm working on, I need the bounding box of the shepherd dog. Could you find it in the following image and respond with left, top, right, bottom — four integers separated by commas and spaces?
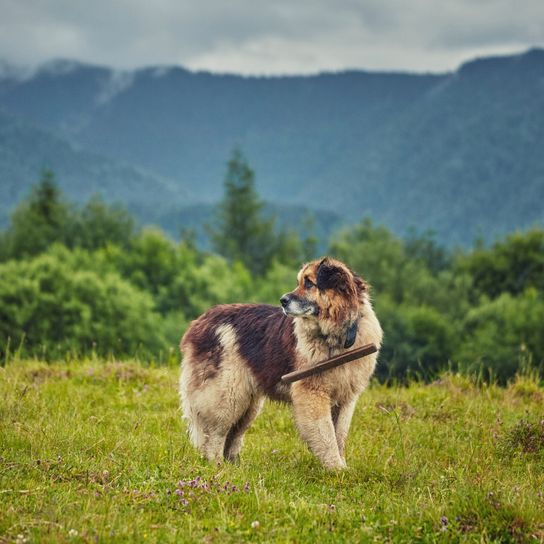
179, 257, 382, 469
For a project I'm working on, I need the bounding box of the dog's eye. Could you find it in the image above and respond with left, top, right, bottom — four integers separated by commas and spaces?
304, 277, 315, 289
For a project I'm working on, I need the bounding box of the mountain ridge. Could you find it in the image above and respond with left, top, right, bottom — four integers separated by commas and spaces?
0, 47, 542, 244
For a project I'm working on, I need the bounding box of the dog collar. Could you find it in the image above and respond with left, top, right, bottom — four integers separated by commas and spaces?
314, 318, 360, 350
344, 320, 358, 349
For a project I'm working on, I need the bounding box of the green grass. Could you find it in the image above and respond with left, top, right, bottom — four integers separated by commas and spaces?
1, 360, 543, 543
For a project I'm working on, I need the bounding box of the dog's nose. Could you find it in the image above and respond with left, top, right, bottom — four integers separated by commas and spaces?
280, 294, 290, 307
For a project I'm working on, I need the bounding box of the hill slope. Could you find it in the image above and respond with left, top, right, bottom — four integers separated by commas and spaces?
0, 110, 188, 226
1, 50, 543, 244
1, 360, 543, 542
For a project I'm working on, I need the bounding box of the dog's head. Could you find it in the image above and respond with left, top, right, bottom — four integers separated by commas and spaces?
280, 257, 368, 325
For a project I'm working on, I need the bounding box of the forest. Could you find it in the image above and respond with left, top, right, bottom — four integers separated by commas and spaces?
1, 151, 543, 383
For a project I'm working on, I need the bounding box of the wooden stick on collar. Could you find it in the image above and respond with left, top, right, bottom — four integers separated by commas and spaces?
280, 343, 378, 384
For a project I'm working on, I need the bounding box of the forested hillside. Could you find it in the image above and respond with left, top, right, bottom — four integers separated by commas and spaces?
2, 157, 543, 383
0, 109, 188, 225
0, 49, 543, 244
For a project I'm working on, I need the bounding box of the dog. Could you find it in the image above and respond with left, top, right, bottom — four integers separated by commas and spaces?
179, 257, 382, 469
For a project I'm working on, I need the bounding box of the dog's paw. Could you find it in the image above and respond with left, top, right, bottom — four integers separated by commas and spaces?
225, 453, 241, 465
323, 457, 347, 470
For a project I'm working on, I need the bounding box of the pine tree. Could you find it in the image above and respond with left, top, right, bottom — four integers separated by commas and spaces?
208, 149, 276, 275
3, 170, 73, 259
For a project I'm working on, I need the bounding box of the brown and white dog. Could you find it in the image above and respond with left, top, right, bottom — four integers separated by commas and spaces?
179, 257, 382, 469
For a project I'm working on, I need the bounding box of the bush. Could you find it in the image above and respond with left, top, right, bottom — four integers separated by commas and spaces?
109, 228, 255, 319
456, 228, 544, 299
0, 246, 167, 360
457, 289, 544, 382
375, 297, 456, 382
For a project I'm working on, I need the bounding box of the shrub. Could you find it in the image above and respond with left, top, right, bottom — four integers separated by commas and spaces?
375, 298, 456, 381
0, 246, 166, 360
457, 289, 544, 382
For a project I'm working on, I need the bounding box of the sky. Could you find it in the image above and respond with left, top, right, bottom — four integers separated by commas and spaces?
0, 0, 543, 75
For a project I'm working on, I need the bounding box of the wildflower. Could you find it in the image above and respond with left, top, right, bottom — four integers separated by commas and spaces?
244, 482, 250, 492
440, 516, 448, 532
68, 529, 79, 537
251, 521, 260, 529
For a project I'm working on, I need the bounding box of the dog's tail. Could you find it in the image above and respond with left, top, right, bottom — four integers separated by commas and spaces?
179, 359, 202, 448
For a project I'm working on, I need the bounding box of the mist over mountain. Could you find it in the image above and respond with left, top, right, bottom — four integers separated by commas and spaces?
0, 109, 191, 226
0, 48, 543, 244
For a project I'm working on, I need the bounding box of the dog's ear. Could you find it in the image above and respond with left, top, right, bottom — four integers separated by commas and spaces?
316, 259, 350, 292
352, 273, 368, 296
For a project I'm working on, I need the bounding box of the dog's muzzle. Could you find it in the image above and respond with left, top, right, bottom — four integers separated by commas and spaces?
280, 293, 317, 317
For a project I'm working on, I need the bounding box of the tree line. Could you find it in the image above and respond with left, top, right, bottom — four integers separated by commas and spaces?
1, 152, 543, 383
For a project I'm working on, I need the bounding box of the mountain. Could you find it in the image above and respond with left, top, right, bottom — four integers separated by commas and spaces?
0, 49, 543, 244
0, 109, 189, 226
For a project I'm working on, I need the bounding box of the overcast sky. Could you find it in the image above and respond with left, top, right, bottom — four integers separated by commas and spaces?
1, 0, 543, 75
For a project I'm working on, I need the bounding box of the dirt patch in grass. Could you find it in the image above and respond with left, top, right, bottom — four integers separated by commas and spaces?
501, 417, 544, 455
429, 373, 478, 394
375, 401, 416, 419
507, 376, 544, 403
80, 362, 172, 385
21, 366, 72, 384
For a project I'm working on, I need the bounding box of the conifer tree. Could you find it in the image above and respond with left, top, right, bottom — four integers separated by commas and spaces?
208, 149, 276, 275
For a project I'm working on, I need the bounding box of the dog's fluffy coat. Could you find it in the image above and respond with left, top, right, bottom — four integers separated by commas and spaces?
179, 257, 382, 469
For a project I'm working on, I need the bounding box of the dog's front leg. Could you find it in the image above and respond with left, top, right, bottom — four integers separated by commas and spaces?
291, 382, 345, 469
331, 398, 358, 464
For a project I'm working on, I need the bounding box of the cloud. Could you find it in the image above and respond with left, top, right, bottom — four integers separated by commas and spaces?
0, 0, 542, 74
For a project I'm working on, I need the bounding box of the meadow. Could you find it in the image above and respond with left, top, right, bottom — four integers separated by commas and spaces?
1, 359, 543, 543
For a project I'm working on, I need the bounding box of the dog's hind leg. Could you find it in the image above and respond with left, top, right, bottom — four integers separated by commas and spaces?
223, 396, 264, 463
201, 427, 229, 463
180, 364, 230, 463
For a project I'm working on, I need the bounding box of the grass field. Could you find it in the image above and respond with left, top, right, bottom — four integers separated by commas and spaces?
1, 360, 543, 543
